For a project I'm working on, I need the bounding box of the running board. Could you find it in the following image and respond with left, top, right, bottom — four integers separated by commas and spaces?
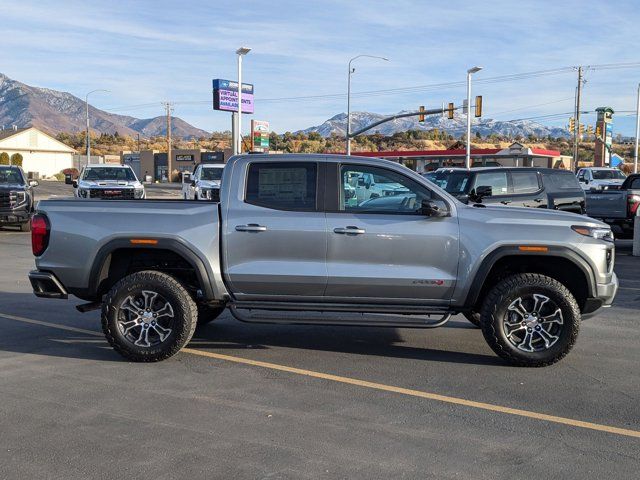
229, 303, 451, 328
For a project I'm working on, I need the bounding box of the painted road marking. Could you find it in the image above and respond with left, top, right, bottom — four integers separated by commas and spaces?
1, 311, 639, 439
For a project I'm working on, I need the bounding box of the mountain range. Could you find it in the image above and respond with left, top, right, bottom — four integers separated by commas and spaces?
301, 111, 570, 139
0, 73, 209, 139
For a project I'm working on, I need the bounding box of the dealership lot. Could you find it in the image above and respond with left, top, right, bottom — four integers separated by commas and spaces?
1, 201, 639, 478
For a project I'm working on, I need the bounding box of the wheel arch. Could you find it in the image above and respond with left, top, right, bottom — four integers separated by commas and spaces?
464, 246, 596, 313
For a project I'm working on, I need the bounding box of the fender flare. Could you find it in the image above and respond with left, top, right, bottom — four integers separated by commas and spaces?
85, 238, 216, 301
462, 245, 597, 309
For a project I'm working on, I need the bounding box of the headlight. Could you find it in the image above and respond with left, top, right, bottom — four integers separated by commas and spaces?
10, 191, 27, 206
572, 225, 614, 242
134, 188, 145, 199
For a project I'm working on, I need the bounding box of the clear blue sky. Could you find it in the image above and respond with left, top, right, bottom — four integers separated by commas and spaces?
3, 0, 640, 135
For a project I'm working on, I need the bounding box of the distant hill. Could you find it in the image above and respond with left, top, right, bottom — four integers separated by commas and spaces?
301, 111, 570, 139
0, 73, 209, 139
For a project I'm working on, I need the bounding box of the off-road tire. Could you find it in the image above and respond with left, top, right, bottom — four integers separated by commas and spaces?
102, 270, 198, 362
480, 273, 580, 367
197, 304, 225, 326
463, 311, 481, 327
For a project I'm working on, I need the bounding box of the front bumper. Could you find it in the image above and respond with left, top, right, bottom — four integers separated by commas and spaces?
28, 270, 68, 299
0, 205, 30, 225
583, 272, 618, 315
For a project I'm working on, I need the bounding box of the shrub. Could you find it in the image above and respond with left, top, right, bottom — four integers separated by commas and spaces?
0, 152, 9, 165
10, 153, 23, 166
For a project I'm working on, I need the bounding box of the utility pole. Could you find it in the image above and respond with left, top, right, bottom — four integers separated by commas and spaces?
162, 102, 173, 181
634, 82, 639, 174
573, 67, 584, 171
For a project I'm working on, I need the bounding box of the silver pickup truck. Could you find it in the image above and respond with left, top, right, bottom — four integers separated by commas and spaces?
28, 154, 618, 367
586, 173, 640, 238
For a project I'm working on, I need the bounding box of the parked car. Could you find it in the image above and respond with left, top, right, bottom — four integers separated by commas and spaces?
0, 165, 38, 231
585, 173, 640, 238
424, 167, 585, 214
29, 154, 617, 367
576, 167, 626, 191
181, 163, 224, 200
69, 164, 145, 199
353, 171, 410, 203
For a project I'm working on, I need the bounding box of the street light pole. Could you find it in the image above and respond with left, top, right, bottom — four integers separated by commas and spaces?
346, 54, 388, 155
236, 47, 251, 155
634, 82, 640, 174
85, 89, 109, 167
466, 66, 482, 169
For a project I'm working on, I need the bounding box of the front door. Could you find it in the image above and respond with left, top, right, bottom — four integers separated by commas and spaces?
325, 164, 459, 304
223, 161, 327, 300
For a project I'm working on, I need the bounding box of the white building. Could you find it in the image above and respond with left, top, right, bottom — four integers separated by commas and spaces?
0, 127, 76, 177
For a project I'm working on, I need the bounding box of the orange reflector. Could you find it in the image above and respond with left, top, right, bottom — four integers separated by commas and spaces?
130, 239, 158, 245
518, 246, 548, 252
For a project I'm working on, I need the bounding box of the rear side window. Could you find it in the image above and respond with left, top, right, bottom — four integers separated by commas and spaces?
511, 171, 540, 194
245, 162, 317, 211
543, 171, 582, 190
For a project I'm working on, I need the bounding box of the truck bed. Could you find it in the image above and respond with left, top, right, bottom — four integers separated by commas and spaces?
585, 190, 628, 219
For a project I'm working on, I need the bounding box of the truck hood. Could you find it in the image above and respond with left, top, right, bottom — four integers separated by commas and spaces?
460, 203, 608, 228
78, 180, 142, 188
0, 184, 26, 190
590, 179, 625, 188
197, 180, 221, 189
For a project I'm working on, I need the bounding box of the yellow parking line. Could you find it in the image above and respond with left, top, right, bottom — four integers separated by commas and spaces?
1, 312, 639, 439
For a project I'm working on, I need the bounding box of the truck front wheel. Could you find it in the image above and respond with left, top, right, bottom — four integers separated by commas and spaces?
480, 273, 580, 367
101, 270, 198, 362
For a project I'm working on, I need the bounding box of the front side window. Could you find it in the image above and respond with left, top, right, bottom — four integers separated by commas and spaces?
473, 171, 508, 196
340, 165, 435, 214
511, 171, 540, 194
245, 162, 317, 211
82, 167, 136, 181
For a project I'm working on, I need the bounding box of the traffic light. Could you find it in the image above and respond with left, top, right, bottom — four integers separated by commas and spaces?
579, 123, 585, 135
418, 105, 425, 123
596, 125, 602, 138
447, 102, 454, 120
587, 125, 593, 136
568, 117, 575, 132
474, 96, 483, 117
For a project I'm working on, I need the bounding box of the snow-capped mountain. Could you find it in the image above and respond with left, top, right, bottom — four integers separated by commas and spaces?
0, 73, 209, 138
301, 111, 569, 139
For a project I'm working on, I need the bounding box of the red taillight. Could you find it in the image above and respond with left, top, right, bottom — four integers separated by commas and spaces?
629, 194, 640, 217
31, 214, 50, 256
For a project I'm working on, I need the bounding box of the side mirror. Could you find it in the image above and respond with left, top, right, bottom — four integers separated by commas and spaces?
29, 180, 39, 187
421, 199, 449, 217
471, 185, 492, 202
72, 180, 78, 189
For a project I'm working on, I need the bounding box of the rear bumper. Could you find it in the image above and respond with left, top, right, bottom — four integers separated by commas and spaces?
28, 270, 68, 299
582, 273, 618, 315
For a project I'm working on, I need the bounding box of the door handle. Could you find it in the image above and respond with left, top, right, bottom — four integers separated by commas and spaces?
334, 226, 366, 235
235, 224, 267, 232
500, 200, 512, 205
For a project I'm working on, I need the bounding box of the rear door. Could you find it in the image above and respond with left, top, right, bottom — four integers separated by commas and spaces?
223, 161, 327, 300
324, 163, 459, 303
509, 170, 545, 208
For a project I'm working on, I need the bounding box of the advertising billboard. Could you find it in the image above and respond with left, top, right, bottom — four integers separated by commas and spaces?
212, 79, 254, 114
251, 120, 270, 152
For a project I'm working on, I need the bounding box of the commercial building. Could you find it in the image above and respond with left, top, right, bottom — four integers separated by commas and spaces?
352, 143, 566, 172
0, 126, 75, 177
122, 149, 226, 182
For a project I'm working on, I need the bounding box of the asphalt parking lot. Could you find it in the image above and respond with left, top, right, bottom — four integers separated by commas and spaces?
0, 185, 639, 479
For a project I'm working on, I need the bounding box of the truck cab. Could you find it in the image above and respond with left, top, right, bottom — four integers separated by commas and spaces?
0, 165, 38, 231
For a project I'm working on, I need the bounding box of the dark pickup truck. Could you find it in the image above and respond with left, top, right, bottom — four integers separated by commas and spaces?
585, 173, 640, 238
0, 165, 38, 231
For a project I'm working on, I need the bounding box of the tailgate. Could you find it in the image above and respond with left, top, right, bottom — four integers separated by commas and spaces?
585, 191, 627, 219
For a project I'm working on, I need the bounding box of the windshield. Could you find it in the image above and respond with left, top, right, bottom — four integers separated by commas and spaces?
82, 167, 136, 181
431, 171, 471, 195
0, 167, 24, 184
592, 170, 626, 180
201, 168, 223, 181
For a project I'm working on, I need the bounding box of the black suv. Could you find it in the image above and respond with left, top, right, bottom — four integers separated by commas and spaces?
424, 167, 585, 214
0, 165, 38, 231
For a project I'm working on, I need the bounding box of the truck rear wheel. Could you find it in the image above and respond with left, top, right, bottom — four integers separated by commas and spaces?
101, 270, 198, 362
480, 273, 580, 367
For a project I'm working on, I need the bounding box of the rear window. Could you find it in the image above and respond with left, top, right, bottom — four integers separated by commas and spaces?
543, 171, 582, 190
629, 178, 640, 189
245, 162, 317, 211
511, 171, 540, 194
